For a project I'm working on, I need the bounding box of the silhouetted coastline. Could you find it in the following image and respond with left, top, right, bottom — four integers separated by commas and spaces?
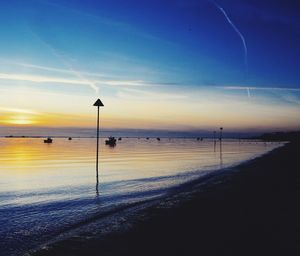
253, 131, 300, 142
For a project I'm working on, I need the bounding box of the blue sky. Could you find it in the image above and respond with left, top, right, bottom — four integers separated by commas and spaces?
0, 0, 299, 132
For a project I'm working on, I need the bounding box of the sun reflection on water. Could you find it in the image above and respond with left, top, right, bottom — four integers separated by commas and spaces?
0, 138, 282, 197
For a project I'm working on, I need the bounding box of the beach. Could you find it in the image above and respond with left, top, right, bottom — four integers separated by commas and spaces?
30, 141, 300, 256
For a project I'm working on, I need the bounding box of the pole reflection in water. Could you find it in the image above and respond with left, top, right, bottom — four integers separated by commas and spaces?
219, 140, 223, 169
96, 174, 99, 197
213, 131, 217, 152
96, 142, 117, 196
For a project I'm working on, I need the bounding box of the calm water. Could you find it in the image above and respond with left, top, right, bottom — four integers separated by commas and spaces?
0, 138, 283, 255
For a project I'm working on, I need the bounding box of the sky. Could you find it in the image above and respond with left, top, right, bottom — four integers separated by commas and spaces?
0, 0, 299, 134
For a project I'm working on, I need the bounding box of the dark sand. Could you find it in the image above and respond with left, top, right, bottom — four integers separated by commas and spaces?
33, 142, 300, 256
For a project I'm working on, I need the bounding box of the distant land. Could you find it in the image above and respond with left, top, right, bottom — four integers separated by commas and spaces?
0, 126, 270, 139
1, 126, 299, 140
254, 131, 300, 142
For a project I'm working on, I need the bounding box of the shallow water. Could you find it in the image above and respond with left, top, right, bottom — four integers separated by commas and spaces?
0, 138, 283, 255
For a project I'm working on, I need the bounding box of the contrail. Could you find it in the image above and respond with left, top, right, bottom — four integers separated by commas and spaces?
247, 87, 251, 98
211, 1, 248, 72
28, 28, 99, 94
45, 43, 99, 94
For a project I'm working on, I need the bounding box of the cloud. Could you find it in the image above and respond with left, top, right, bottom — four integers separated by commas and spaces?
104, 80, 156, 87
0, 72, 159, 91
0, 58, 161, 89
278, 93, 300, 105
117, 87, 188, 101
218, 85, 300, 102
29, 31, 100, 94
0, 107, 40, 115
220, 86, 300, 92
0, 73, 91, 86
14, 62, 106, 78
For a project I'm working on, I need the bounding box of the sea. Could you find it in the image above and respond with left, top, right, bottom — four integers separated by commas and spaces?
0, 137, 284, 255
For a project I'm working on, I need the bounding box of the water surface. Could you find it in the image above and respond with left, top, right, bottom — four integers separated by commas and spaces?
0, 138, 283, 255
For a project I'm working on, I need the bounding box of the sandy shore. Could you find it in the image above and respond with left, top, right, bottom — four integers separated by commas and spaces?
32, 141, 300, 256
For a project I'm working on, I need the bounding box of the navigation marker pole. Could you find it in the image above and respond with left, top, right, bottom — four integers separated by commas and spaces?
93, 99, 104, 185
220, 127, 223, 141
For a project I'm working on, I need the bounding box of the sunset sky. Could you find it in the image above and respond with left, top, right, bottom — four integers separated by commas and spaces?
0, 0, 299, 133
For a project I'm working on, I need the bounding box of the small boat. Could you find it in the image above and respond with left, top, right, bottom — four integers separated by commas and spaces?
105, 136, 117, 146
44, 137, 53, 143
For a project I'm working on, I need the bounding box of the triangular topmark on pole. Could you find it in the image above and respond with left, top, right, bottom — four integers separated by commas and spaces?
93, 99, 104, 107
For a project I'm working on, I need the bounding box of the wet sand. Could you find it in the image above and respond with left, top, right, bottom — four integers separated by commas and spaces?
32, 142, 300, 256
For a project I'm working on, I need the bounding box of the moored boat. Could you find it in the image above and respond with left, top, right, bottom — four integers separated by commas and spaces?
44, 137, 53, 143
105, 136, 117, 146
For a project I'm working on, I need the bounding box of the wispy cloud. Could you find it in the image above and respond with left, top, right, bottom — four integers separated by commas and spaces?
117, 87, 188, 101
219, 85, 300, 101
0, 58, 159, 89
0, 73, 91, 86
0, 107, 40, 115
7, 28, 164, 94
104, 80, 156, 87
14, 62, 106, 78
0, 72, 157, 91
220, 86, 300, 92
29, 31, 100, 94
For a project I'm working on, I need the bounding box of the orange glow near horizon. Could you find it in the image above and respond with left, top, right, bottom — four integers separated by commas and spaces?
1, 85, 300, 131
1, 107, 300, 131
3, 115, 37, 125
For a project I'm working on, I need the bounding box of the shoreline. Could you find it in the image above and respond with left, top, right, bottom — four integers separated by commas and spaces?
0, 136, 271, 140
30, 142, 300, 256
